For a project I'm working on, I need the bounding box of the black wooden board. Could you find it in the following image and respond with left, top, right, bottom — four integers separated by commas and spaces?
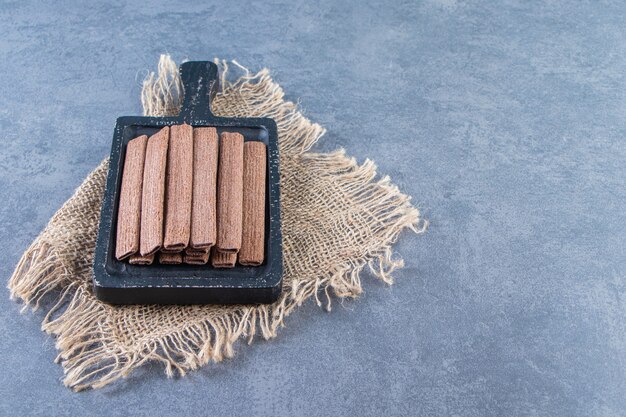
93, 61, 282, 305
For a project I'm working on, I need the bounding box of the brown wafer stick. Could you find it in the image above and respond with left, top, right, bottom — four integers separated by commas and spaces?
216, 132, 244, 253
159, 252, 182, 264
184, 251, 210, 265
160, 247, 183, 254
164, 123, 194, 251
115, 135, 148, 260
211, 248, 237, 268
129, 254, 155, 265
140, 127, 169, 256
185, 247, 209, 256
190, 127, 218, 249
239, 141, 266, 266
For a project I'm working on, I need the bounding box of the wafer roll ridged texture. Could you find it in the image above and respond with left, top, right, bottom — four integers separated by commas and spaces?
211, 248, 237, 268
159, 252, 182, 265
190, 127, 218, 249
164, 123, 194, 251
140, 127, 169, 256
129, 254, 155, 265
216, 132, 244, 253
115, 135, 148, 260
239, 141, 267, 266
184, 251, 209, 265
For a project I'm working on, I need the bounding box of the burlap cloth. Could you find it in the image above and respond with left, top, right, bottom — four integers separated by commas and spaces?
8, 55, 426, 391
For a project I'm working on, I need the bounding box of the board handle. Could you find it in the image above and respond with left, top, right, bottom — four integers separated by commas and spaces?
178, 61, 220, 120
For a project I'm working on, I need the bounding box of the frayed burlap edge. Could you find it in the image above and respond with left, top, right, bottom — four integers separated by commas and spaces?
8, 55, 427, 391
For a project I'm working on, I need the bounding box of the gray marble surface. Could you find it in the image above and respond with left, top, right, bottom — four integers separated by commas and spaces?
0, 1, 624, 416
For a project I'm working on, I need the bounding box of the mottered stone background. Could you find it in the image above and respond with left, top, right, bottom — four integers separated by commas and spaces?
0, 1, 624, 416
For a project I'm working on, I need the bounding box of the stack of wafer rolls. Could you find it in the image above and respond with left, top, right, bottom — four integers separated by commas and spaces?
114, 125, 267, 268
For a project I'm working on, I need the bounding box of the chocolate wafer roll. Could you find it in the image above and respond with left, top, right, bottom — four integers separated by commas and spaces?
185, 247, 209, 256
211, 248, 237, 268
129, 254, 155, 265
239, 141, 266, 266
164, 123, 194, 251
190, 127, 218, 249
140, 127, 169, 256
216, 132, 244, 253
115, 134, 148, 260
160, 247, 183, 254
159, 252, 182, 264
184, 251, 209, 265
